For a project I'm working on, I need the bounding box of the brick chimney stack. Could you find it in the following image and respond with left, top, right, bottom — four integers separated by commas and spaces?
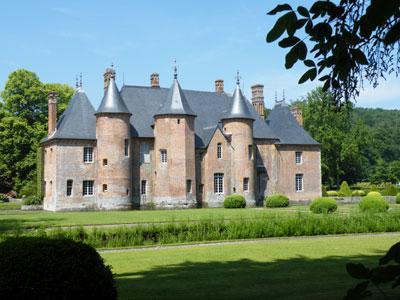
290, 106, 303, 126
48, 92, 57, 135
215, 79, 224, 93
150, 73, 160, 88
103, 67, 115, 92
251, 84, 265, 119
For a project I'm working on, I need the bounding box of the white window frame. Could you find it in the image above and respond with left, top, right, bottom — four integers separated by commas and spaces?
83, 180, 94, 196
295, 174, 303, 192
160, 149, 167, 164
295, 151, 302, 165
217, 143, 222, 159
214, 173, 224, 194
243, 177, 249, 192
141, 180, 147, 195
83, 147, 93, 163
66, 180, 73, 197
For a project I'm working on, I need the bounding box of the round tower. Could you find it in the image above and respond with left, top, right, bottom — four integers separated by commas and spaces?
222, 74, 256, 206
95, 67, 132, 209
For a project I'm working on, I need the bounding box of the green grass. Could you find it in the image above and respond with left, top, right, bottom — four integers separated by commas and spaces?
0, 202, 21, 211
102, 234, 400, 300
1, 204, 399, 232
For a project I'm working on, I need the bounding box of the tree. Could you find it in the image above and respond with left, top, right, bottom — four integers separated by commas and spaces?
266, 0, 400, 104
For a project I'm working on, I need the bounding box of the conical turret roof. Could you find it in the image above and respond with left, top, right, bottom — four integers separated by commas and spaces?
96, 73, 130, 115
221, 81, 254, 121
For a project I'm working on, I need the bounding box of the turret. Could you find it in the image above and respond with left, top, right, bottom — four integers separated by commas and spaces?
95, 66, 132, 209
152, 65, 197, 208
221, 73, 255, 206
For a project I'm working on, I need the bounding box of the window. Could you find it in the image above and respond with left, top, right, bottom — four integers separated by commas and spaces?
124, 139, 129, 156
83, 147, 93, 163
214, 173, 224, 194
177, 119, 180, 124
248, 145, 253, 160
102, 184, 108, 192
103, 159, 108, 166
295, 174, 303, 192
217, 143, 222, 159
66, 180, 73, 196
83, 180, 94, 196
295, 152, 302, 164
243, 177, 249, 192
140, 143, 150, 163
141, 180, 147, 195
160, 149, 167, 164
199, 184, 204, 194
186, 180, 192, 194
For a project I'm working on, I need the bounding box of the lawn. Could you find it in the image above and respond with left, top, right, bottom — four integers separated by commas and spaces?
1, 204, 399, 232
102, 234, 400, 300
0, 202, 21, 211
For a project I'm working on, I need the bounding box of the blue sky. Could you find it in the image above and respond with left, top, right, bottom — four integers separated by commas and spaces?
0, 0, 398, 109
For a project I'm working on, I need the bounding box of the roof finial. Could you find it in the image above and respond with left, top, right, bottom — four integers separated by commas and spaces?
173, 59, 177, 79
235, 70, 241, 86
274, 91, 278, 103
75, 75, 79, 89
79, 73, 82, 88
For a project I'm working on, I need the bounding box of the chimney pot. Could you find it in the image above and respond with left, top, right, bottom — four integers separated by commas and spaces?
215, 79, 224, 93
251, 84, 265, 119
150, 73, 160, 88
48, 92, 58, 135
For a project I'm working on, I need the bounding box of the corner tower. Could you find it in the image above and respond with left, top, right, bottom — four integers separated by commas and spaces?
153, 67, 197, 208
95, 67, 132, 209
221, 73, 256, 206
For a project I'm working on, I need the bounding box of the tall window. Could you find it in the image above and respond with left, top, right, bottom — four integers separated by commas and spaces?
186, 180, 192, 194
214, 173, 224, 194
295, 151, 302, 164
160, 149, 167, 164
248, 145, 253, 160
83, 180, 94, 196
83, 147, 93, 163
295, 174, 303, 192
124, 139, 129, 156
66, 180, 73, 196
141, 180, 147, 195
140, 143, 150, 163
217, 143, 222, 159
243, 177, 249, 192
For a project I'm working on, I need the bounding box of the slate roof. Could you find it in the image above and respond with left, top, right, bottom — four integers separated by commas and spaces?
266, 101, 319, 145
154, 78, 196, 117
221, 84, 255, 121
42, 88, 96, 142
96, 76, 130, 115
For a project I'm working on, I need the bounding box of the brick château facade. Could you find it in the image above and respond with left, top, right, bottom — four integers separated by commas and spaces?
41, 66, 321, 211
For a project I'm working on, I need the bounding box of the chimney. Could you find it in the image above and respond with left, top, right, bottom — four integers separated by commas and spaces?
103, 67, 115, 92
215, 79, 224, 93
48, 92, 57, 135
150, 73, 160, 88
251, 84, 265, 119
290, 106, 303, 126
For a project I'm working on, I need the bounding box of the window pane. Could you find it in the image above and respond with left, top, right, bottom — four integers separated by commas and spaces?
161, 149, 167, 163
141, 180, 147, 195
83, 180, 94, 196
214, 173, 224, 194
243, 177, 249, 192
186, 180, 192, 194
295, 152, 302, 164
83, 147, 93, 162
217, 143, 222, 159
295, 174, 303, 192
66, 180, 73, 196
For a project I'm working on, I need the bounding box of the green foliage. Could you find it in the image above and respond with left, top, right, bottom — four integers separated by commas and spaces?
367, 191, 381, 197
23, 196, 42, 206
359, 195, 389, 213
0, 194, 8, 202
352, 190, 366, 197
0, 237, 116, 299
265, 194, 289, 208
321, 185, 328, 197
382, 183, 399, 196
338, 181, 352, 197
326, 191, 338, 197
310, 197, 337, 214
224, 194, 246, 209
36, 147, 43, 198
345, 241, 400, 299
396, 193, 400, 204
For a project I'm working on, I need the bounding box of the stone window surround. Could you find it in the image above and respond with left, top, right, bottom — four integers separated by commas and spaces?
295, 173, 303, 192
214, 173, 224, 194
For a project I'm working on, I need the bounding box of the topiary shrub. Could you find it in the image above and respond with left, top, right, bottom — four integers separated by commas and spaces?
224, 194, 246, 208
396, 193, 400, 204
265, 194, 289, 208
359, 195, 389, 213
0, 194, 9, 202
382, 184, 399, 196
327, 190, 338, 197
0, 237, 116, 299
322, 185, 328, 197
367, 191, 382, 197
310, 197, 337, 214
22, 195, 42, 206
338, 181, 352, 197
352, 190, 366, 197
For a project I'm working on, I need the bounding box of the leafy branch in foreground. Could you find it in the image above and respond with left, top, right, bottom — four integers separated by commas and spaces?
266, 0, 400, 105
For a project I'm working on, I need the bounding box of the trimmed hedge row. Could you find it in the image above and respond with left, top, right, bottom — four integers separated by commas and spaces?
310, 197, 337, 214
359, 195, 389, 213
224, 194, 246, 208
265, 194, 289, 208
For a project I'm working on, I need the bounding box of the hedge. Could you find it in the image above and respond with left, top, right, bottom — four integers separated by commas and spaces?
327, 191, 338, 197
23, 196, 42, 206
224, 194, 246, 208
310, 197, 337, 214
338, 181, 352, 197
359, 195, 389, 213
396, 193, 400, 204
352, 190, 366, 197
265, 194, 289, 207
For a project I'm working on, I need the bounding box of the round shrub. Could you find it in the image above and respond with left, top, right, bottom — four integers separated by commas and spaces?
0, 237, 116, 299
224, 194, 246, 208
22, 195, 42, 206
382, 184, 399, 196
396, 193, 400, 204
327, 190, 338, 197
265, 194, 289, 208
352, 190, 366, 197
310, 197, 337, 214
367, 191, 382, 197
359, 195, 389, 213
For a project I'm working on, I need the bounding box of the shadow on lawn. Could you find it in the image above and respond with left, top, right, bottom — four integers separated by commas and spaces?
0, 217, 62, 232
114, 254, 400, 300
